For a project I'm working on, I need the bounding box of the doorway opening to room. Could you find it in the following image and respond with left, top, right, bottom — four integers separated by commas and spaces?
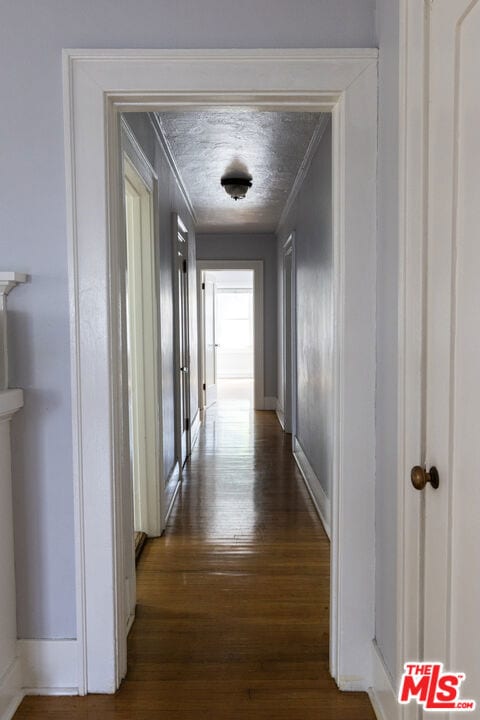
200, 269, 254, 409
197, 260, 265, 413
63, 49, 377, 699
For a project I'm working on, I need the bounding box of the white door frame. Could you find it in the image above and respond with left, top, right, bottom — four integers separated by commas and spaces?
173, 214, 191, 464
393, 3, 428, 718
63, 48, 377, 694
370, 3, 428, 718
280, 233, 296, 435
122, 122, 164, 539
197, 260, 264, 411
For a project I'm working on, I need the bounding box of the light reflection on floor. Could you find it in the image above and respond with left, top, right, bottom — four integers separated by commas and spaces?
216, 377, 254, 409
195, 377, 256, 541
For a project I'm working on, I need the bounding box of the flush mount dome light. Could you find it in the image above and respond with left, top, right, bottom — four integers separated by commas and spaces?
221, 176, 252, 201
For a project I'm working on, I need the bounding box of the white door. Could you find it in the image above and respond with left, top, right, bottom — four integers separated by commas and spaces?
204, 276, 217, 407
415, 1, 480, 712
174, 216, 190, 467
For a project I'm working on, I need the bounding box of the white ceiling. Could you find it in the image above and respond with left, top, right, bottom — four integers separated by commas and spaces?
155, 109, 326, 233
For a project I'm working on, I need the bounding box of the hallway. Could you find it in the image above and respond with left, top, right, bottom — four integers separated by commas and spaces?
14, 409, 374, 719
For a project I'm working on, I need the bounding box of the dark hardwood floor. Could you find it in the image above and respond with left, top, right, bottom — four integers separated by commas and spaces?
14, 400, 375, 719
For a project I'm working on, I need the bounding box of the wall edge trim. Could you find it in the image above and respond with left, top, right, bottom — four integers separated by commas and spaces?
293, 436, 331, 538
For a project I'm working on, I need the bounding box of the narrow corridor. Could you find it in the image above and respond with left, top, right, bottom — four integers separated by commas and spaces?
15, 407, 374, 719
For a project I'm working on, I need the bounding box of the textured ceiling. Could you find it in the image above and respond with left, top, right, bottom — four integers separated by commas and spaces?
155, 110, 325, 233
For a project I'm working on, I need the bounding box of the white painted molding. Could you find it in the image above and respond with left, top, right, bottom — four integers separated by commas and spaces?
165, 461, 181, 524
19, 640, 79, 696
0, 389, 23, 720
121, 118, 156, 189
275, 401, 285, 430
276, 114, 330, 234
368, 641, 400, 720
190, 410, 201, 451
263, 397, 277, 411
395, 5, 426, 717
0, 273, 27, 294
63, 47, 377, 693
0, 274, 26, 391
0, 659, 22, 720
293, 436, 331, 539
148, 114, 197, 223
196, 260, 264, 410
0, 389, 23, 421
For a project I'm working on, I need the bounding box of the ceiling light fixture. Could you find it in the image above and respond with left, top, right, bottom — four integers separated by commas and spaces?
221, 176, 252, 201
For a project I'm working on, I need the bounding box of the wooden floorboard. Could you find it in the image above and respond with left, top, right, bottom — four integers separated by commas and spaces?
14, 405, 375, 719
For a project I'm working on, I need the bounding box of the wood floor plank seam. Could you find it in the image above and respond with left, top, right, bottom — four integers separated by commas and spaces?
14, 402, 375, 719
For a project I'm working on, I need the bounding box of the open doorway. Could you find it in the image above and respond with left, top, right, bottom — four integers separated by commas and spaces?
201, 269, 254, 408
197, 260, 264, 412
63, 49, 377, 696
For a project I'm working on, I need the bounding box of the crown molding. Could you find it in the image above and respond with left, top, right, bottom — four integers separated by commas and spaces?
276, 113, 330, 234
148, 113, 197, 224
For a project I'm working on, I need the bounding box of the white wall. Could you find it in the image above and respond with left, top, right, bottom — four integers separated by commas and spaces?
277, 118, 333, 501
0, 0, 376, 641
197, 234, 277, 398
374, 0, 400, 682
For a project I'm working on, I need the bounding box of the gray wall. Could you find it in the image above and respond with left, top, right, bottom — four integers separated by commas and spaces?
196, 234, 277, 399
374, 0, 400, 682
0, 0, 376, 640
123, 114, 198, 483
277, 119, 333, 500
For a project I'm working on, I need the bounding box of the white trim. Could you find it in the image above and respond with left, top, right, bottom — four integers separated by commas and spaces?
19, 640, 79, 696
63, 48, 377, 693
196, 260, 265, 410
368, 641, 400, 720
0, 659, 22, 720
293, 436, 331, 539
263, 397, 277, 411
121, 118, 156, 189
279, 232, 296, 436
123, 149, 164, 538
148, 114, 197, 223
275, 401, 285, 430
164, 461, 181, 524
190, 409, 201, 450
172, 213, 192, 465
276, 116, 330, 234
395, 2, 426, 715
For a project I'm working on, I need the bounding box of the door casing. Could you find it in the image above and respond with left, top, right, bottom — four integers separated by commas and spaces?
280, 233, 296, 435
197, 260, 264, 412
63, 48, 377, 695
123, 136, 164, 540
173, 214, 191, 466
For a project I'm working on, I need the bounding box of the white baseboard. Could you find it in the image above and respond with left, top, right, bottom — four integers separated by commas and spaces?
0, 658, 22, 720
263, 396, 277, 411
368, 641, 399, 720
165, 461, 181, 524
275, 402, 285, 430
190, 409, 201, 450
18, 640, 79, 695
293, 436, 331, 538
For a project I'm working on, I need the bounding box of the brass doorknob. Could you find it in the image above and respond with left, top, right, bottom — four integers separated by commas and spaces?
410, 465, 440, 490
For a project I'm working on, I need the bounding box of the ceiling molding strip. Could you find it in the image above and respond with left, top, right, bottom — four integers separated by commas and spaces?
148, 112, 197, 224
275, 113, 330, 235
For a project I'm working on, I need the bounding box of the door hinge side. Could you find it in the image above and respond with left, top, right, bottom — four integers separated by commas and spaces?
185, 417, 190, 431
183, 259, 187, 273
203, 382, 206, 391
202, 282, 205, 290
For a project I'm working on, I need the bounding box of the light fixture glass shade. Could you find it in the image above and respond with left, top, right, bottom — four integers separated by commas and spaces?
221, 177, 252, 201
